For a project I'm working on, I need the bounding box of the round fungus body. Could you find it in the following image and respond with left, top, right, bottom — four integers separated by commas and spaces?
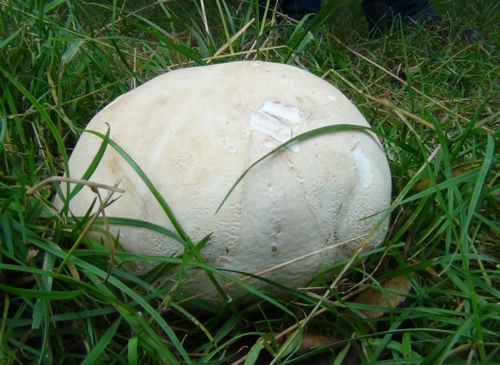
58, 61, 392, 305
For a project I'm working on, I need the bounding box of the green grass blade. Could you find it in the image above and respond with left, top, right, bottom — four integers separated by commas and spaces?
81, 317, 121, 365
82, 129, 235, 306
82, 129, 188, 242
0, 283, 84, 300
216, 124, 377, 213
127, 336, 138, 365
0, 64, 68, 172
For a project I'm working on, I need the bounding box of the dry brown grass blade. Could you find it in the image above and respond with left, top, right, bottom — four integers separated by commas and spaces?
55, 181, 121, 274
208, 18, 255, 62
340, 41, 469, 122
329, 37, 494, 134
353, 276, 413, 319
329, 69, 436, 131
26, 177, 123, 274
293, 332, 339, 356
177, 234, 367, 305
199, 0, 210, 36
92, 186, 115, 284
26, 176, 125, 195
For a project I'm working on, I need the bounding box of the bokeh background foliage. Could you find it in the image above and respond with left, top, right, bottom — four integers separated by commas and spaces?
0, 0, 499, 364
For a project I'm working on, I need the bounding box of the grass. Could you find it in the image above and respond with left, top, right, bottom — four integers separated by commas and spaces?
1, 0, 499, 364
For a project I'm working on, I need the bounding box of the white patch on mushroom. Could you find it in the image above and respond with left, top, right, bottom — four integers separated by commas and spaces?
328, 95, 337, 102
352, 144, 373, 187
250, 111, 291, 141
250, 101, 302, 152
260, 100, 302, 124
286, 141, 299, 152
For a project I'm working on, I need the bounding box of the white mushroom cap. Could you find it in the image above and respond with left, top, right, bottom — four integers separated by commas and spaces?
57, 61, 392, 305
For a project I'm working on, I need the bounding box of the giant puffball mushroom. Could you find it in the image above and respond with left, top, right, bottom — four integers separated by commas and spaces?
56, 61, 392, 305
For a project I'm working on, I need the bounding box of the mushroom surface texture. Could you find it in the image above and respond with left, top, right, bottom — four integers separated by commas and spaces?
56, 61, 392, 305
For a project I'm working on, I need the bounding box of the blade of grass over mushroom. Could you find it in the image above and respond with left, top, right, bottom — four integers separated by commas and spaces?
269, 206, 397, 363
216, 124, 379, 213
175, 234, 371, 306
288, 143, 446, 358
83, 130, 187, 241
26, 235, 297, 318
84, 130, 235, 307
51, 125, 112, 212
94, 217, 185, 245
166, 233, 214, 309
109, 255, 299, 318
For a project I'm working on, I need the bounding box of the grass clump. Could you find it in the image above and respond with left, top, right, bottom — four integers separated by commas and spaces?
1, 0, 499, 364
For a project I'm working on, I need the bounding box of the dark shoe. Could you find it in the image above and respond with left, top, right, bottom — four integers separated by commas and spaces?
426, 16, 486, 44
459, 26, 486, 43
362, 0, 437, 38
423, 15, 451, 40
